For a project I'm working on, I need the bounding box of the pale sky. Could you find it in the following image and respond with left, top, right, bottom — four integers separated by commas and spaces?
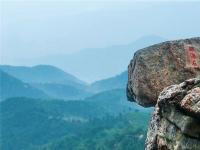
1, 0, 200, 81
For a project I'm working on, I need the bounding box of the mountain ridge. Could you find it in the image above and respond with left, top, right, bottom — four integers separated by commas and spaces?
0, 70, 48, 100
89, 71, 127, 93
0, 64, 86, 87
25, 35, 166, 82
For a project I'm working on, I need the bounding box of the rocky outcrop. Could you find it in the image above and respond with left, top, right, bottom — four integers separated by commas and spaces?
127, 37, 200, 107
146, 78, 200, 150
126, 37, 200, 149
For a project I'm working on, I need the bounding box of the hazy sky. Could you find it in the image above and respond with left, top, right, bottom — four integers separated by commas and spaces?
1, 0, 200, 81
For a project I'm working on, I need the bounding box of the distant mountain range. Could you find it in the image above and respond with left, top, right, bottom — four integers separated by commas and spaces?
27, 35, 166, 82
32, 83, 91, 100
85, 88, 148, 113
0, 65, 146, 111
0, 65, 89, 100
0, 65, 86, 87
89, 71, 127, 93
0, 65, 128, 100
0, 64, 150, 150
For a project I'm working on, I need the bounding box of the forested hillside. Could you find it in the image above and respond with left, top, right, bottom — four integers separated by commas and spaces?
0, 65, 151, 150
1, 97, 151, 150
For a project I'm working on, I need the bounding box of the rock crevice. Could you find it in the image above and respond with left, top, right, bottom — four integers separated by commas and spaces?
146, 78, 200, 150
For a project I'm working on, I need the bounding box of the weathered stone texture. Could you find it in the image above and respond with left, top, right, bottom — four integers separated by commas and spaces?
127, 37, 200, 107
146, 78, 200, 150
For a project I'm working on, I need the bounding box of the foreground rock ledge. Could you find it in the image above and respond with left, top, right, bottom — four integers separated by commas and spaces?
146, 78, 200, 150
127, 37, 200, 107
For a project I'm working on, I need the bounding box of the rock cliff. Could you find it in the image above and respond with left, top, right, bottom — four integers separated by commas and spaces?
146, 78, 200, 150
127, 37, 200, 149
127, 37, 200, 107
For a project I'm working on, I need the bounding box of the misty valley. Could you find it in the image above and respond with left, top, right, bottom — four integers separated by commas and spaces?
0, 65, 151, 150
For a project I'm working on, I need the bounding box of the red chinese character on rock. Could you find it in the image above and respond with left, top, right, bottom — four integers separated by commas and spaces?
190, 52, 196, 59
189, 47, 195, 52
187, 46, 199, 68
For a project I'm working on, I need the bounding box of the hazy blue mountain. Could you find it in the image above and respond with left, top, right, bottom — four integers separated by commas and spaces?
39, 35, 166, 82
0, 70, 48, 100
0, 65, 86, 88
32, 83, 92, 100
85, 88, 149, 113
89, 71, 127, 93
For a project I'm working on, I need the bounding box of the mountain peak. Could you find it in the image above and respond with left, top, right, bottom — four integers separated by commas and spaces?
0, 65, 86, 86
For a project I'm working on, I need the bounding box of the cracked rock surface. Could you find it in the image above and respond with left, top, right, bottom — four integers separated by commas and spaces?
146, 78, 200, 150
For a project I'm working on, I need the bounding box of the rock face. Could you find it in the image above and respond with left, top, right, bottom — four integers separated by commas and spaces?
146, 78, 200, 150
127, 37, 200, 107
126, 37, 200, 149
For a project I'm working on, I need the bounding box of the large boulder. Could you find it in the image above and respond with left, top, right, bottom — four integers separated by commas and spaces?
146, 78, 200, 150
127, 37, 200, 107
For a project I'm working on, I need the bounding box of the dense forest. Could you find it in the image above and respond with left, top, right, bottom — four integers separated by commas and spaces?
1, 97, 151, 150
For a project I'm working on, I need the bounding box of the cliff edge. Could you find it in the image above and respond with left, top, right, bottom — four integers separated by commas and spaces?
127, 37, 200, 149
